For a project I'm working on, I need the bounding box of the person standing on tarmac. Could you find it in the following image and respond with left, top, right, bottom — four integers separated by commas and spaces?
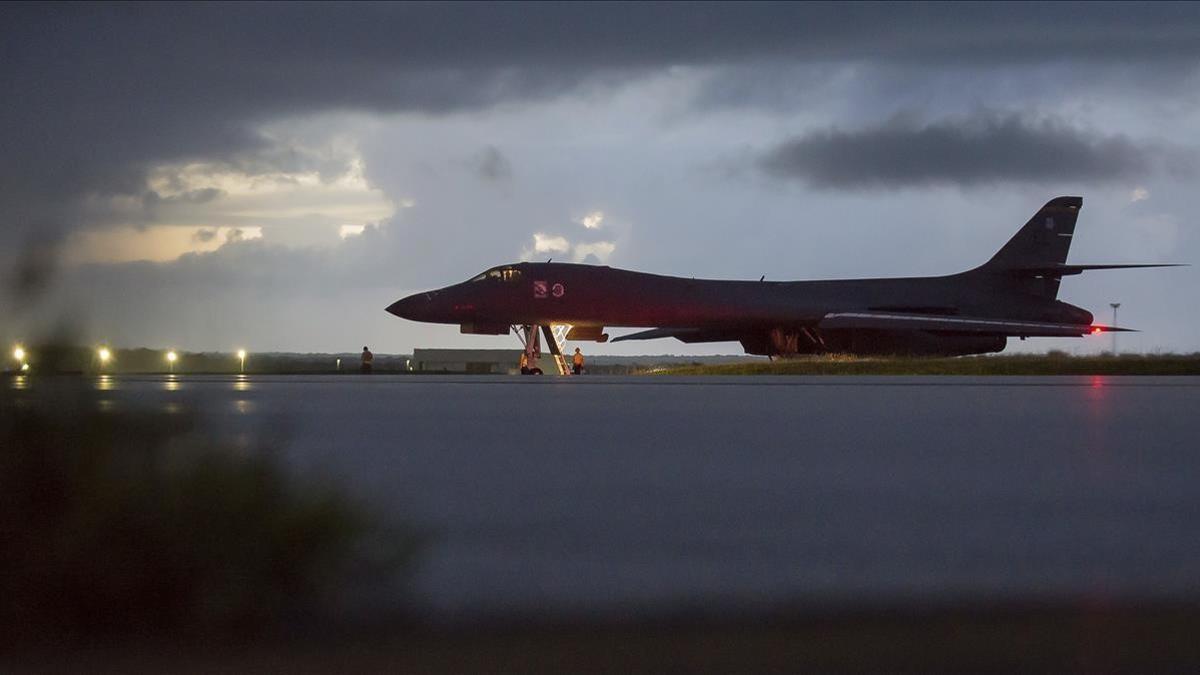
519, 351, 530, 375
572, 347, 584, 375
361, 346, 374, 374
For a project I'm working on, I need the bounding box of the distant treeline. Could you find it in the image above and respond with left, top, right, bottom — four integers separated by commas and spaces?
4, 346, 765, 375
3, 346, 413, 375
13, 347, 1196, 376
657, 352, 1200, 376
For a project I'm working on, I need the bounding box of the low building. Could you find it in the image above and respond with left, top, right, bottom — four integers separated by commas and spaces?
411, 349, 524, 374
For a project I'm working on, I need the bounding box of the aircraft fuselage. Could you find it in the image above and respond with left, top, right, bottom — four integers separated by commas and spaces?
387, 197, 1169, 357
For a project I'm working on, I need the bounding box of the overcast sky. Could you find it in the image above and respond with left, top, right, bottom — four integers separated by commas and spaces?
3, 2, 1198, 355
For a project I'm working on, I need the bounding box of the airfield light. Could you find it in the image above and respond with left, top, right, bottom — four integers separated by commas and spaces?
167, 350, 178, 372
237, 349, 247, 373
1109, 303, 1121, 354
13, 346, 25, 362
97, 347, 112, 373
20, 363, 29, 372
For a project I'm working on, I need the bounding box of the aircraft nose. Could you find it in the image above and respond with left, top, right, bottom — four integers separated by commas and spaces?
386, 293, 428, 320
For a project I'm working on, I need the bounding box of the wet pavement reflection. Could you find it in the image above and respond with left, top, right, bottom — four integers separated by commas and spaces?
4, 374, 1200, 619
233, 374, 252, 392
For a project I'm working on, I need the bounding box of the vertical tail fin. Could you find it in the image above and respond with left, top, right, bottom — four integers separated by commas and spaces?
975, 196, 1082, 298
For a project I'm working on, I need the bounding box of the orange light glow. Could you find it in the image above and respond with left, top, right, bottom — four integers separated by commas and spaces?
1090, 327, 1103, 335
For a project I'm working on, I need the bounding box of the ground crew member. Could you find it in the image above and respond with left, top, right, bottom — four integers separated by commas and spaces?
572, 347, 584, 375
361, 346, 374, 374
519, 351, 530, 375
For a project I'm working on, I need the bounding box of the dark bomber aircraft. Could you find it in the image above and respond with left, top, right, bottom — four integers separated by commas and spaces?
387, 197, 1178, 357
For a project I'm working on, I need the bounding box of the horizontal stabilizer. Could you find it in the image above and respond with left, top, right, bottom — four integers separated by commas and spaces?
1007, 263, 1186, 277
820, 311, 1133, 337
611, 327, 749, 344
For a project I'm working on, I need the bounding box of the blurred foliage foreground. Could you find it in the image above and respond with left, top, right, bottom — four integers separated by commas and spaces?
0, 390, 419, 645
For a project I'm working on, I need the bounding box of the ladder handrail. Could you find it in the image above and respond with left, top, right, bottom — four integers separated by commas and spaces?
541, 323, 573, 375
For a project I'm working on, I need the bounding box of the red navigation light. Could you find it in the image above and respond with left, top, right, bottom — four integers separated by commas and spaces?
1090, 326, 1103, 335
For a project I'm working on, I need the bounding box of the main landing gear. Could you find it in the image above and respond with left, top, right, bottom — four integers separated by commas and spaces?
513, 324, 573, 375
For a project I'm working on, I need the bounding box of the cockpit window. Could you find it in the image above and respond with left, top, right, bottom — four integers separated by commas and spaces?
469, 266, 522, 283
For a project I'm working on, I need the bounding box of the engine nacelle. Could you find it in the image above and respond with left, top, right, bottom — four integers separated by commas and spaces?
821, 329, 1006, 356
741, 328, 1006, 357
566, 325, 609, 342
459, 322, 510, 335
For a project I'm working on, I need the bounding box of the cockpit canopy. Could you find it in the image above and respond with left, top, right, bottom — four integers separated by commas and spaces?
469, 265, 523, 283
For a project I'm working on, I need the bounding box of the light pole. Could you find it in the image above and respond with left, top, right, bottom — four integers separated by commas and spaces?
1109, 303, 1121, 354
97, 347, 111, 372
237, 349, 247, 373
166, 350, 178, 373
12, 345, 25, 370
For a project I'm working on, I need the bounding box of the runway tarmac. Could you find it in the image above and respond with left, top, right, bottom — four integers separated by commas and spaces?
7, 374, 1200, 620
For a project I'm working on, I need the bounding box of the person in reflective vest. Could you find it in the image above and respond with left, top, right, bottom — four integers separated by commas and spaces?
360, 346, 374, 374
572, 347, 584, 375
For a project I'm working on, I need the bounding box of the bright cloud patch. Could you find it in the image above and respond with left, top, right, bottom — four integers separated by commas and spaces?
521, 209, 628, 264
69, 145, 396, 259
339, 224, 367, 239
145, 157, 393, 245
533, 233, 571, 253
66, 226, 263, 264
1131, 186, 1150, 202
573, 241, 616, 263
579, 211, 605, 229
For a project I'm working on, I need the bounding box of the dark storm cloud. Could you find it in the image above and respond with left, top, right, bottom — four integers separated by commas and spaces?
474, 147, 514, 183
760, 113, 1170, 189
2, 1, 1199, 248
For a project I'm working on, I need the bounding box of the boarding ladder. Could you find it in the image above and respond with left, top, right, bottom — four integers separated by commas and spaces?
543, 324, 573, 376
